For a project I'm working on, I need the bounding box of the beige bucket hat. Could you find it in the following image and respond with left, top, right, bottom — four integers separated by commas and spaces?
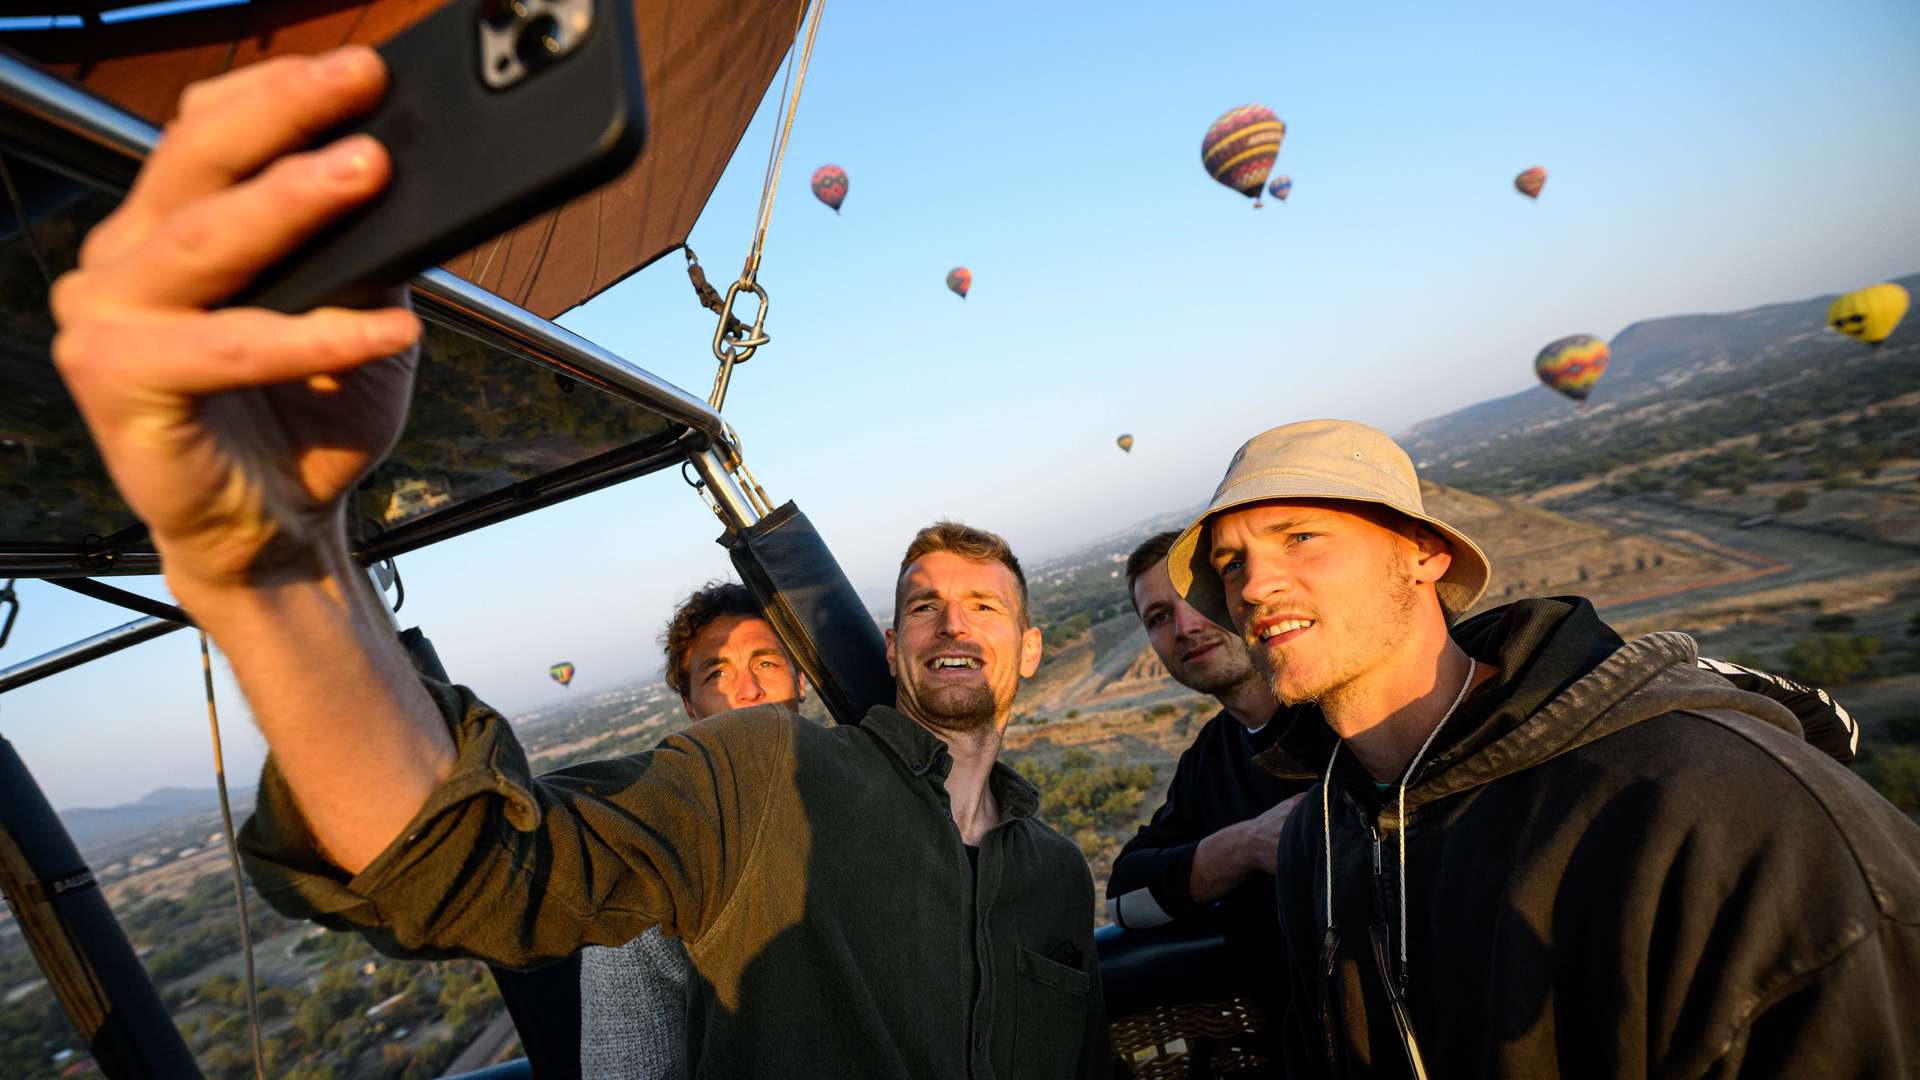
1167, 419, 1492, 627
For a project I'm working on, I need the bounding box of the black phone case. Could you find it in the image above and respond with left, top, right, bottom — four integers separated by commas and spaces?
239, 0, 646, 313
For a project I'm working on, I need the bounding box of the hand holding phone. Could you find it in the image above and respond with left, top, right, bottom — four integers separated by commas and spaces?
241, 0, 647, 312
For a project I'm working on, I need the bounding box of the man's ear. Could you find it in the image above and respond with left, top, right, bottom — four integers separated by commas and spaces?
1018, 624, 1044, 678
884, 627, 898, 677
680, 695, 699, 722
795, 671, 808, 703
1406, 524, 1454, 587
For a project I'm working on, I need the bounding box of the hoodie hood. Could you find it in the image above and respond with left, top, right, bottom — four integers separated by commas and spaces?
1256, 597, 1803, 806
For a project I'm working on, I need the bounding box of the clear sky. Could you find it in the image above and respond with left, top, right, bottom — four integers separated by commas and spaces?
4, 0, 1918, 810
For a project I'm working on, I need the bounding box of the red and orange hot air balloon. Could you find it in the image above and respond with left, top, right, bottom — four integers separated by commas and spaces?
1535, 335, 1609, 405
549, 661, 576, 689
947, 267, 972, 299
1202, 104, 1285, 207
811, 164, 848, 213
1515, 167, 1547, 199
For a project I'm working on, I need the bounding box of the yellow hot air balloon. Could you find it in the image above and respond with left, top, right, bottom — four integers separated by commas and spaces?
1116, 434, 1134, 454
1827, 283, 1910, 346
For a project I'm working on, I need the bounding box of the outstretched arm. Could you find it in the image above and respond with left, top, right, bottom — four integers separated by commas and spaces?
51, 48, 450, 873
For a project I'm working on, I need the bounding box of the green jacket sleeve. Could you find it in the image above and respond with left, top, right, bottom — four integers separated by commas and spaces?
237, 680, 792, 970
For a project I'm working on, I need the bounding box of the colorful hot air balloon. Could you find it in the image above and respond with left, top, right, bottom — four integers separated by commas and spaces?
549, 661, 576, 689
811, 164, 848, 214
1202, 104, 1284, 206
1515, 167, 1547, 199
1116, 434, 1134, 453
1827, 283, 1910, 346
1267, 175, 1292, 202
947, 267, 972, 299
1534, 335, 1610, 404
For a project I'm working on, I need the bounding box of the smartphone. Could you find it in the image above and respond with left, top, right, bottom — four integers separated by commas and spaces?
237, 0, 646, 313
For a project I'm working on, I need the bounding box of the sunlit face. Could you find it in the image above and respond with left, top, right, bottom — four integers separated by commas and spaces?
887, 551, 1043, 734
1132, 558, 1258, 696
1208, 500, 1445, 707
682, 614, 804, 720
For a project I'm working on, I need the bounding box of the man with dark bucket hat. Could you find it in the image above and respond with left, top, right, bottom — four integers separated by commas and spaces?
1164, 419, 1920, 1078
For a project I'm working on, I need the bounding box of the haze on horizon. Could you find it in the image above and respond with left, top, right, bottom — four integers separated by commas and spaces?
4, 0, 1918, 811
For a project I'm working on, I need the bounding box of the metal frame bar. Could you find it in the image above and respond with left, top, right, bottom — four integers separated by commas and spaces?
0, 614, 185, 694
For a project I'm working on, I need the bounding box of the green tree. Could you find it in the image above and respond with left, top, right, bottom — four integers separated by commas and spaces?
1783, 634, 1882, 685
1775, 489, 1811, 514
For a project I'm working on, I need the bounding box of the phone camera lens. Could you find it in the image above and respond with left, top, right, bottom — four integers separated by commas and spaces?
514, 13, 564, 70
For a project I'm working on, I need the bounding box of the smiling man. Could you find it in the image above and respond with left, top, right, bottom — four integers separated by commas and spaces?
47, 54, 1107, 1078
1162, 419, 1920, 1078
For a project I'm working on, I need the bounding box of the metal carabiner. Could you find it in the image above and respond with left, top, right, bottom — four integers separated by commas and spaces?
711, 278, 771, 365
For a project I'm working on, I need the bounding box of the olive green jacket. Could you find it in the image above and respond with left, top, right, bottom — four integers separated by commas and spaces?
239, 683, 1110, 1078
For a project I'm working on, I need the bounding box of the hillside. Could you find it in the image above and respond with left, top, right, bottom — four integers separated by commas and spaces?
1401, 272, 1920, 495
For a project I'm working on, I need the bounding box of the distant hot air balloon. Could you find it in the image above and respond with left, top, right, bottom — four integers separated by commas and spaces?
1515, 167, 1547, 199
1828, 283, 1910, 346
1202, 104, 1284, 207
549, 661, 576, 689
947, 267, 972, 299
1534, 335, 1610, 405
811, 164, 848, 213
1267, 175, 1292, 202
1116, 434, 1134, 454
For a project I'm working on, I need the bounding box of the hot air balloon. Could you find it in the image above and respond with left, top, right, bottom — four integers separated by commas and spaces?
1202, 105, 1284, 207
1116, 434, 1134, 454
1267, 176, 1292, 203
1534, 335, 1609, 405
1827, 283, 1910, 346
549, 661, 576, 689
1515, 167, 1547, 199
811, 164, 848, 214
947, 267, 972, 299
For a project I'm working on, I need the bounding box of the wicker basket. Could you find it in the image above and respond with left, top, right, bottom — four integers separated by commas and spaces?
1110, 996, 1274, 1078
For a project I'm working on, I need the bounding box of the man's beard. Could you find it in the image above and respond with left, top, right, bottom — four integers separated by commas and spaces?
1173, 637, 1259, 697
914, 681, 1000, 733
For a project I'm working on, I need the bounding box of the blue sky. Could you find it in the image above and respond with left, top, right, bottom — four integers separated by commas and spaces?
5, 0, 1918, 809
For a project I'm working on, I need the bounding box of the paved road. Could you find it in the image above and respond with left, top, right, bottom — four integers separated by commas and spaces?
1571, 497, 1916, 622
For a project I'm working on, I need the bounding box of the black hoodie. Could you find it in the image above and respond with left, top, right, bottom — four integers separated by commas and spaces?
1261, 598, 1920, 1078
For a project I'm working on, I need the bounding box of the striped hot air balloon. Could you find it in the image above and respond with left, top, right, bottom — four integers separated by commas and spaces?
811, 164, 848, 213
1202, 104, 1284, 206
1268, 175, 1292, 202
1534, 335, 1610, 405
947, 267, 972, 299
1515, 166, 1547, 199
549, 661, 576, 689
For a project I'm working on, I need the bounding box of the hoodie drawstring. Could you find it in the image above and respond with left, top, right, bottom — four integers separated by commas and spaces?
1322, 658, 1477, 990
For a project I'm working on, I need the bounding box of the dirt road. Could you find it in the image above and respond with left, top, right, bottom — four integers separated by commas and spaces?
1573, 497, 1916, 623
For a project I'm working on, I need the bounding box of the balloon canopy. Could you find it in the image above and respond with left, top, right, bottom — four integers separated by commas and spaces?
7, 0, 808, 320
947, 267, 972, 299
1116, 434, 1134, 453
1535, 335, 1610, 403
1202, 104, 1284, 205
549, 662, 577, 688
811, 164, 848, 213
1828, 284, 1910, 346
1267, 176, 1292, 202
1515, 167, 1548, 199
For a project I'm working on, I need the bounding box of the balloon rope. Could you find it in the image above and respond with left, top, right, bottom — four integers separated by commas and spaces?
743, 0, 827, 283
202, 633, 266, 1080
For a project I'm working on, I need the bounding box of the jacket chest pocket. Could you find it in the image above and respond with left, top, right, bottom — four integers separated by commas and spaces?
1011, 945, 1089, 1077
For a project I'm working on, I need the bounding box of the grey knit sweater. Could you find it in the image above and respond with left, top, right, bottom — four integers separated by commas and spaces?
579, 926, 690, 1079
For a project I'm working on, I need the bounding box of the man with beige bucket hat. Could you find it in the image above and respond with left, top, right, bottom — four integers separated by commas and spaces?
1164, 419, 1920, 1079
